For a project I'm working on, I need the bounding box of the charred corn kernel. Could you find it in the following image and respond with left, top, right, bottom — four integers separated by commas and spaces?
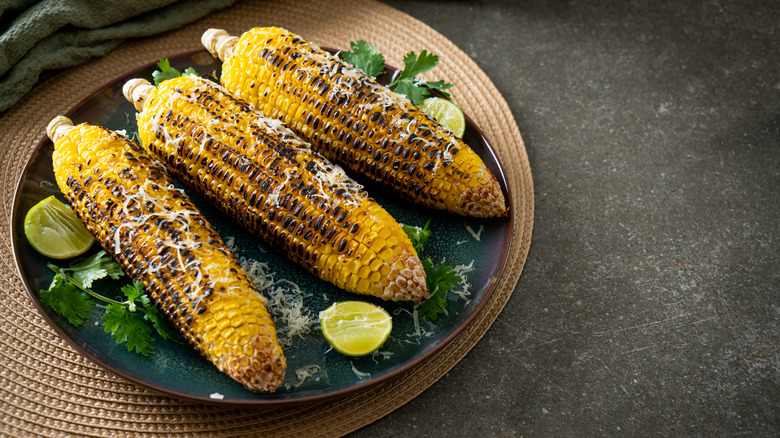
124, 76, 427, 302
203, 27, 508, 218
353, 244, 368, 260
46, 116, 285, 392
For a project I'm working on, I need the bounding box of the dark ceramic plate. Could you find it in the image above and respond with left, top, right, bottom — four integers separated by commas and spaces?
11, 50, 512, 406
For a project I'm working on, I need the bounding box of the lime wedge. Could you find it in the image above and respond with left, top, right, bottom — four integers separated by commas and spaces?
419, 97, 466, 138
24, 195, 95, 259
320, 301, 392, 356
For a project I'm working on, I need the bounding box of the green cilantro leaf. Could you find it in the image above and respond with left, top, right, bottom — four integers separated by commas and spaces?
40, 273, 95, 326
120, 280, 147, 312
102, 303, 154, 356
68, 250, 123, 289
392, 78, 431, 106
341, 40, 386, 78
422, 79, 453, 100
182, 66, 199, 77
419, 294, 447, 321
152, 59, 179, 86
425, 257, 461, 296
143, 302, 182, 342
387, 50, 454, 105
402, 220, 431, 252
45, 254, 182, 356
342, 40, 455, 106
417, 257, 462, 321
119, 280, 182, 343
152, 59, 201, 86
393, 50, 440, 83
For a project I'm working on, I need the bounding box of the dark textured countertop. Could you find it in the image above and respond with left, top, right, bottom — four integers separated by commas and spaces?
353, 1, 780, 436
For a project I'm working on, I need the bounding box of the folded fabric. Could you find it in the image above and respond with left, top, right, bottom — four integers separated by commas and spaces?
0, 0, 239, 112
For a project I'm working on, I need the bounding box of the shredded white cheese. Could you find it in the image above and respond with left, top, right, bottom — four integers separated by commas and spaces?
209, 392, 224, 399
392, 307, 431, 345
293, 364, 322, 387
350, 362, 371, 379
371, 350, 394, 364
465, 224, 484, 242
450, 260, 475, 303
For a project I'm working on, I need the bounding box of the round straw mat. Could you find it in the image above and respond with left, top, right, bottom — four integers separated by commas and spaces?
0, 0, 533, 436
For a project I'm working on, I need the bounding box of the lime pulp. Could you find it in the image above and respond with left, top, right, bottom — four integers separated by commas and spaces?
419, 97, 466, 138
24, 195, 95, 259
319, 301, 393, 356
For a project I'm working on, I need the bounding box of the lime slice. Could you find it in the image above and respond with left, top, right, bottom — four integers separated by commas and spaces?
419, 97, 466, 138
319, 301, 392, 356
24, 195, 95, 259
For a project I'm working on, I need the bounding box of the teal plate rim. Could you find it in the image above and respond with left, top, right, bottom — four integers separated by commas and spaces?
11, 49, 513, 407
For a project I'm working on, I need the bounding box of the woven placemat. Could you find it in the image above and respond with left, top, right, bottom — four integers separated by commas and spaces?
0, 0, 533, 436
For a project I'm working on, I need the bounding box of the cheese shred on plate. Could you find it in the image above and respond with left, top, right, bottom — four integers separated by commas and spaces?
465, 224, 484, 241
350, 362, 371, 379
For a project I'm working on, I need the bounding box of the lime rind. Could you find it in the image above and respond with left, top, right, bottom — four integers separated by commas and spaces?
24, 195, 95, 259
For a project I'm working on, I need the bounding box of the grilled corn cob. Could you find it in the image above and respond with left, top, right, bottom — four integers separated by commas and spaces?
202, 27, 507, 218
46, 116, 286, 392
123, 76, 427, 302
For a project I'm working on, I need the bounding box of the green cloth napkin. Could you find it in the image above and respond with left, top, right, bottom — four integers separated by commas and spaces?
0, 0, 239, 112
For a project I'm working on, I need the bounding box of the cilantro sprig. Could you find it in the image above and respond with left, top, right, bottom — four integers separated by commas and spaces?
419, 258, 462, 321
152, 58, 199, 86
401, 220, 431, 252
340, 41, 454, 105
388, 50, 453, 105
402, 221, 463, 321
340, 40, 386, 78
40, 251, 182, 356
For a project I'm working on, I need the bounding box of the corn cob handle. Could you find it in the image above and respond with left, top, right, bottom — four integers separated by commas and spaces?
202, 27, 508, 218
47, 116, 286, 392
123, 76, 427, 302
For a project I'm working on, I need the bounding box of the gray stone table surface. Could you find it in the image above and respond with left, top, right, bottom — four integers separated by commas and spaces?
352, 1, 780, 436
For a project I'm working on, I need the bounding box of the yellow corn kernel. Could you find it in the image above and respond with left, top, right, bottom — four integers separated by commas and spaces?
378, 247, 394, 262
369, 258, 383, 272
